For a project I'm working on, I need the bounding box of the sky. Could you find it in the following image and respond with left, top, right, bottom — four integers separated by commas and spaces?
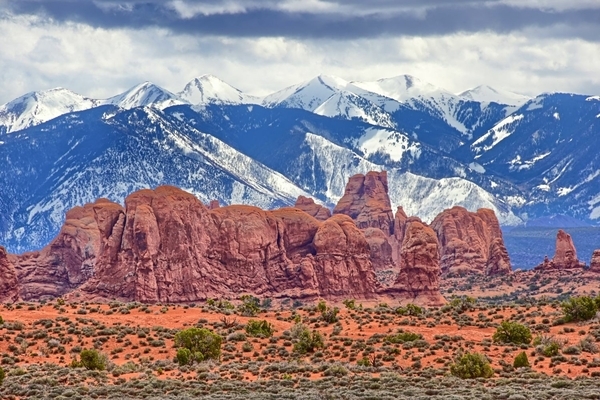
1, 0, 599, 104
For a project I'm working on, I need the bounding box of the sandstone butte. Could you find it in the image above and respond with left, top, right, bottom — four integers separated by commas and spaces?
332, 171, 444, 305
535, 229, 586, 271
1, 186, 390, 304
430, 206, 512, 276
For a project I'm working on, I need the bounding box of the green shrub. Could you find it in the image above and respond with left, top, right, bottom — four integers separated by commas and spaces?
541, 342, 561, 357
245, 320, 274, 338
561, 296, 598, 322
79, 349, 107, 371
0, 366, 4, 386
321, 307, 339, 324
343, 299, 356, 310
293, 325, 324, 354
493, 321, 532, 345
513, 351, 530, 368
450, 352, 494, 379
174, 327, 222, 363
357, 357, 371, 367
176, 348, 192, 365
385, 331, 422, 344
396, 303, 423, 316
317, 300, 327, 313
237, 295, 260, 316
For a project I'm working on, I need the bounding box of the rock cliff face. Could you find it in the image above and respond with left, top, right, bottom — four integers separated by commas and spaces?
10, 199, 121, 300
0, 246, 19, 302
389, 217, 444, 305
333, 171, 444, 304
333, 171, 394, 235
8, 186, 377, 303
294, 196, 331, 221
1, 172, 461, 305
535, 229, 585, 270
589, 250, 600, 273
430, 206, 511, 276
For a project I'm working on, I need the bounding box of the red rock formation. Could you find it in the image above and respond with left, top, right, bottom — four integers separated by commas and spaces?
363, 228, 395, 271
535, 229, 585, 270
11, 199, 122, 300
63, 186, 379, 302
389, 217, 444, 305
333, 171, 394, 235
294, 196, 331, 221
430, 206, 511, 276
208, 200, 220, 210
0, 246, 19, 302
589, 250, 600, 273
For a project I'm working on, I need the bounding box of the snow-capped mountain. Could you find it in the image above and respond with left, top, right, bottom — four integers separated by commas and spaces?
352, 75, 520, 140
1, 73, 599, 255
178, 74, 260, 105
104, 81, 188, 110
459, 85, 530, 107
0, 105, 314, 252
0, 88, 101, 134
313, 91, 396, 128
470, 93, 600, 221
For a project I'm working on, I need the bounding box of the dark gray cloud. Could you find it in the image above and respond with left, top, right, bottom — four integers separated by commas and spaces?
3, 0, 600, 41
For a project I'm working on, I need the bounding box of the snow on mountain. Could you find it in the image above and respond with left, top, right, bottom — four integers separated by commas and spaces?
302, 132, 521, 225
104, 81, 188, 110
355, 128, 420, 162
459, 85, 530, 106
262, 74, 350, 111
313, 91, 396, 128
471, 113, 525, 156
0, 88, 100, 134
352, 75, 470, 134
0, 105, 315, 252
178, 74, 261, 105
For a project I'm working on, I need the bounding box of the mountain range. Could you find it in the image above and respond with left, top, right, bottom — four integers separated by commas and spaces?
1, 73, 598, 255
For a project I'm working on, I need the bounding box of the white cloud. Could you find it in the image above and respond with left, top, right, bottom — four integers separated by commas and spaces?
0, 15, 599, 105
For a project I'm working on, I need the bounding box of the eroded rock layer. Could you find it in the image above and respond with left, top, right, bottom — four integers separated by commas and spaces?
7, 186, 380, 302
294, 196, 331, 221
0, 246, 19, 302
389, 217, 445, 305
589, 250, 600, 273
431, 206, 511, 276
333, 171, 394, 235
535, 229, 585, 270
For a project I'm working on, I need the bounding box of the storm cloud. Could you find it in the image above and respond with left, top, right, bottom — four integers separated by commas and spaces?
4, 0, 600, 40
0, 0, 599, 105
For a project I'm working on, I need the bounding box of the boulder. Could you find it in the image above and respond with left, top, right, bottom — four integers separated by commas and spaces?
535, 229, 585, 270
431, 206, 511, 276
294, 196, 331, 221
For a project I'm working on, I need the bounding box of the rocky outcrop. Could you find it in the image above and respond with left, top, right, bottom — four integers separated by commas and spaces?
0, 246, 19, 302
332, 171, 444, 304
431, 206, 511, 276
56, 186, 378, 302
535, 229, 585, 270
11, 199, 122, 300
333, 171, 394, 235
388, 217, 444, 305
294, 196, 331, 221
589, 250, 600, 273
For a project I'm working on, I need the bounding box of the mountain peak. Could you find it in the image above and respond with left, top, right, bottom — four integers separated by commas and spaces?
459, 85, 529, 106
105, 81, 187, 110
178, 75, 259, 105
